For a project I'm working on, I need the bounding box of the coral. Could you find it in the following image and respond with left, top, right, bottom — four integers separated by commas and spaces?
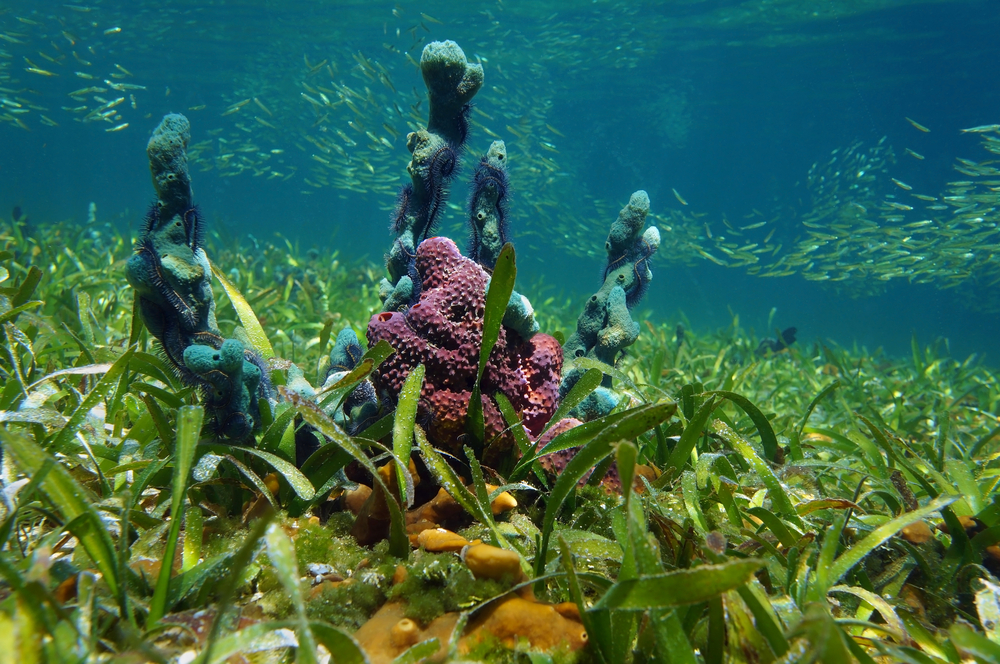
502, 290, 540, 339
408, 484, 516, 548
347, 478, 516, 547
535, 417, 615, 488
347, 459, 516, 550
371, 42, 547, 450
367, 236, 562, 455
389, 550, 505, 625
422, 40, 483, 147
409, 484, 515, 527
381, 41, 483, 312
406, 487, 463, 526
350, 460, 416, 546
487, 486, 518, 515
355, 597, 588, 663
562, 191, 659, 420
146, 114, 194, 223
465, 140, 540, 339
344, 485, 373, 516
756, 326, 798, 355
125, 115, 215, 367
355, 544, 588, 663
125, 114, 268, 438
329, 327, 364, 372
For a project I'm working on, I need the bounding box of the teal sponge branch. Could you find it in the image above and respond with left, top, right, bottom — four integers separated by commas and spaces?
382, 40, 483, 312
125, 113, 270, 440
561, 190, 660, 419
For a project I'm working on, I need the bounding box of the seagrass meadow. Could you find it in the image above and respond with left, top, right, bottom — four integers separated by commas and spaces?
4, 1, 1000, 663
3, 209, 1000, 662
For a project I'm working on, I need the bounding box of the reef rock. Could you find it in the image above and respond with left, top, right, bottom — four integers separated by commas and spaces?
368, 236, 561, 456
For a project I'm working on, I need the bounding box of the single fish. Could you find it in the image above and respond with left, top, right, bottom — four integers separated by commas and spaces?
253, 97, 273, 117
756, 327, 797, 355
960, 124, 1000, 134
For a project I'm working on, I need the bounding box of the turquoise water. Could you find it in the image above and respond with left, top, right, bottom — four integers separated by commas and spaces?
2, 0, 998, 360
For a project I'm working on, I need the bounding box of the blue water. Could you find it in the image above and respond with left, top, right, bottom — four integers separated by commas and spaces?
2, 0, 998, 361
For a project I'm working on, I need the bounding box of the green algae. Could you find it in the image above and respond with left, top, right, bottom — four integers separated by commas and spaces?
293, 517, 380, 571
389, 551, 510, 626
307, 575, 386, 631
461, 635, 594, 664
293, 522, 396, 629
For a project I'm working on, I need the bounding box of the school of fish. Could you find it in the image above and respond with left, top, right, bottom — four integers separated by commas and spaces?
3, 3, 1000, 312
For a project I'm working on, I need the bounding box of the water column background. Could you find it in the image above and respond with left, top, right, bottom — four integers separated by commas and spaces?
1, 0, 998, 359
